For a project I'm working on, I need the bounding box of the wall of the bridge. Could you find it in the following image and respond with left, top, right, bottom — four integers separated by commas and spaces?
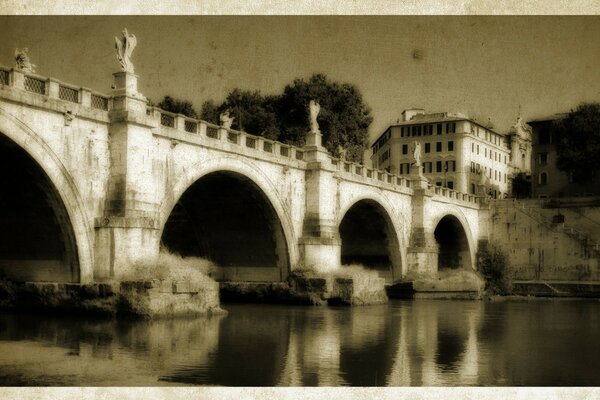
0, 91, 110, 283
0, 68, 484, 284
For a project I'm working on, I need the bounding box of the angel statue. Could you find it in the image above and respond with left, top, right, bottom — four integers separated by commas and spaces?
14, 48, 36, 73
219, 110, 234, 130
309, 100, 320, 133
412, 141, 422, 167
115, 28, 137, 73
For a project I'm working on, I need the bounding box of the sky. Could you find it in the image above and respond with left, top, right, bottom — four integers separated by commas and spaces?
1, 16, 599, 143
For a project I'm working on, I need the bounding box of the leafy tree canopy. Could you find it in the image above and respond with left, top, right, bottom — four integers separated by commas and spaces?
157, 96, 198, 119
554, 103, 600, 178
275, 74, 373, 162
189, 74, 372, 163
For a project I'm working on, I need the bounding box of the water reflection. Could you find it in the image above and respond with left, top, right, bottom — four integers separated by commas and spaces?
0, 300, 599, 386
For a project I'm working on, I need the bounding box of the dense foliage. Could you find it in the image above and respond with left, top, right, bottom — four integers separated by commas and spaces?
157, 96, 198, 119
159, 74, 373, 163
554, 103, 600, 180
477, 244, 511, 295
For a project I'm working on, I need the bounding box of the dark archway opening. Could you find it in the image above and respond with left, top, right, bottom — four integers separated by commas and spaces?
0, 133, 79, 282
339, 200, 399, 280
161, 171, 289, 282
434, 215, 470, 270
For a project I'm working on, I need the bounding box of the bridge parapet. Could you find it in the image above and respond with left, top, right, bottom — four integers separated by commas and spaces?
430, 184, 481, 208
0, 64, 111, 113
152, 107, 307, 168
330, 156, 412, 194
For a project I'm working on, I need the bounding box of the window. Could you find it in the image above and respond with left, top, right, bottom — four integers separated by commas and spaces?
436, 181, 443, 186
447, 160, 456, 172
472, 142, 474, 152
477, 145, 480, 155
538, 153, 548, 165
436, 161, 442, 172
400, 163, 411, 175
425, 143, 431, 153
425, 125, 433, 135
448, 141, 454, 151
471, 183, 476, 194
471, 161, 475, 173
436, 142, 442, 152
539, 172, 548, 186
424, 162, 433, 173
437, 124, 442, 135
538, 128, 551, 144
402, 144, 408, 155
447, 181, 454, 189
447, 122, 456, 133
485, 148, 487, 157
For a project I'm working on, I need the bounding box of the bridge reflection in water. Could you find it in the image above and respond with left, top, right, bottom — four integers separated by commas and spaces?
0, 300, 599, 386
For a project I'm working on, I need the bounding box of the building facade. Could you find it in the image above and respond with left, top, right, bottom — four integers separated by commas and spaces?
528, 114, 600, 198
371, 109, 512, 198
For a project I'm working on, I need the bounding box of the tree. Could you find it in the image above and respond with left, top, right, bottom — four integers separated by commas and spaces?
220, 89, 280, 140
157, 96, 198, 119
159, 74, 374, 162
554, 103, 600, 180
276, 74, 373, 162
200, 100, 220, 125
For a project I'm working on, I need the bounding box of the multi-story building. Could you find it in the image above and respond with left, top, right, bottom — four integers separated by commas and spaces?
528, 113, 600, 198
371, 109, 512, 198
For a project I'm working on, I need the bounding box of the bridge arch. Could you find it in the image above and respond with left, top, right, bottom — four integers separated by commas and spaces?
158, 156, 296, 281
0, 108, 93, 283
336, 194, 406, 281
431, 208, 476, 271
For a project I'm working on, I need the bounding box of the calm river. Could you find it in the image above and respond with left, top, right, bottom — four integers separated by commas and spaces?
0, 299, 598, 386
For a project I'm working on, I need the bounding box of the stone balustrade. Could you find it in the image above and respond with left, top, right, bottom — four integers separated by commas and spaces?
0, 64, 111, 112
330, 156, 412, 193
153, 107, 306, 164
432, 184, 480, 205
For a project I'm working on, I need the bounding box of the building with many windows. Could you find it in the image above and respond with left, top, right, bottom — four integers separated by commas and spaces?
371, 109, 512, 198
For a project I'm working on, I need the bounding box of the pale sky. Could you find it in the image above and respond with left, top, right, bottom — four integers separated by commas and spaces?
1, 16, 599, 142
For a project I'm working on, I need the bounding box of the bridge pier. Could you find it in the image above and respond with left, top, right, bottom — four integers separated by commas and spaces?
407, 168, 439, 275
94, 71, 161, 280
299, 130, 341, 273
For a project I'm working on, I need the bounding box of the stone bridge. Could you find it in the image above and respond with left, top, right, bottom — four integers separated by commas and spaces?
0, 64, 486, 285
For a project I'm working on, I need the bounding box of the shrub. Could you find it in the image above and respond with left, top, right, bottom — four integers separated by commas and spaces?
121, 249, 214, 283
477, 244, 511, 295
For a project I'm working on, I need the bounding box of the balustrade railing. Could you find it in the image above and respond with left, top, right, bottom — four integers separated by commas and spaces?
160, 112, 175, 128
58, 84, 79, 103
91, 94, 109, 110
24, 75, 46, 94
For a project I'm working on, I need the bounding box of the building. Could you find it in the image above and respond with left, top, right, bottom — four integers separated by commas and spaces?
505, 116, 533, 198
371, 109, 512, 198
528, 113, 600, 198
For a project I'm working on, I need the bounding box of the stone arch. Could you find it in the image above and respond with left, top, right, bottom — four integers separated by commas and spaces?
336, 193, 407, 281
431, 207, 476, 271
158, 156, 296, 281
0, 108, 93, 283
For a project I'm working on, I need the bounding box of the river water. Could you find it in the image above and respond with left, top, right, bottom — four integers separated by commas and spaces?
0, 299, 598, 386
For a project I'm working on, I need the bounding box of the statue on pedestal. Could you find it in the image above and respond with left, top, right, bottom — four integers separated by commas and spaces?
14, 48, 36, 73
219, 110, 234, 130
309, 100, 320, 133
115, 28, 137, 73
412, 141, 422, 167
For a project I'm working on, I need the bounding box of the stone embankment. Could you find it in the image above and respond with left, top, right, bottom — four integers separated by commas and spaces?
221, 268, 388, 306
0, 278, 225, 318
